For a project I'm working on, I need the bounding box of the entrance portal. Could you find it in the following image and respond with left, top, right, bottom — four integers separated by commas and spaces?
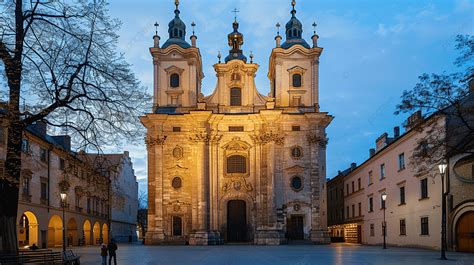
287, 215, 304, 240
227, 200, 247, 242
457, 211, 474, 252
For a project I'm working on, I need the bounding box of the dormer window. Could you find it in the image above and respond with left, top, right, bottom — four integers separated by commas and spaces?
292, 74, 302, 87
170, 74, 180, 88
230, 87, 242, 106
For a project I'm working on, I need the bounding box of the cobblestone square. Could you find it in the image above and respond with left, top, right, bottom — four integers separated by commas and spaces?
70, 244, 474, 265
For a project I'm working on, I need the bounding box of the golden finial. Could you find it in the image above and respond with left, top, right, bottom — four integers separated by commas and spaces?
291, 0, 296, 8
175, 0, 179, 9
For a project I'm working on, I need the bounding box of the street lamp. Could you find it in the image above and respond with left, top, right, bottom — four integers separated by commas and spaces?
381, 192, 387, 249
438, 161, 448, 260
60, 192, 67, 252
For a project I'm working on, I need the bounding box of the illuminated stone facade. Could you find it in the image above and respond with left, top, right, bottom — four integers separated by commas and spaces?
141, 1, 332, 245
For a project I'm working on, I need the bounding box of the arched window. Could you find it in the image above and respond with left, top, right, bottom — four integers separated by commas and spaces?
288, 30, 292, 38
170, 74, 180, 88
173, 28, 178, 37
230, 87, 242, 106
293, 29, 297, 38
292, 74, 302, 87
227, 155, 246, 173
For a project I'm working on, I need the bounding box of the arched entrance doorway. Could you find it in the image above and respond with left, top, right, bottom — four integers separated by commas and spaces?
18, 211, 39, 247
67, 218, 78, 247
102, 223, 109, 244
83, 220, 91, 245
456, 211, 474, 252
93, 222, 101, 245
48, 215, 63, 248
227, 200, 247, 242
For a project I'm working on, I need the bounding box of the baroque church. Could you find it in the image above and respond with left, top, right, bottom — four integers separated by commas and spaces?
141, 0, 333, 245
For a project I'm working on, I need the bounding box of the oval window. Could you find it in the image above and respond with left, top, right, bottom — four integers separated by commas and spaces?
172, 177, 182, 189
172, 147, 183, 159
291, 176, 303, 191
291, 146, 303, 160
453, 155, 474, 182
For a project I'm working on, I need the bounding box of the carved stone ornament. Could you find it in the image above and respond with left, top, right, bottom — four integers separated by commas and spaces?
306, 133, 328, 147
188, 129, 222, 143
250, 130, 284, 145
222, 176, 253, 193
145, 135, 167, 147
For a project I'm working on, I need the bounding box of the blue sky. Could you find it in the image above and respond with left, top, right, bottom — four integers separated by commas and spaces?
108, 0, 474, 194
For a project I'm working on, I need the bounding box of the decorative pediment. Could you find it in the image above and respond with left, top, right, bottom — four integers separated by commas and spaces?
222, 137, 251, 151
164, 65, 185, 74
285, 165, 306, 174
167, 164, 188, 171
287, 65, 307, 74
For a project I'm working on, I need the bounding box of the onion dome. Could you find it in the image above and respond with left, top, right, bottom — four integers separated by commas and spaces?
162, 0, 191, 49
281, 0, 310, 49
225, 20, 247, 63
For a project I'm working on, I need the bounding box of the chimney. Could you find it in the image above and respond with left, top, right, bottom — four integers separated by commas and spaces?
405, 110, 422, 130
52, 135, 71, 152
369, 148, 375, 157
350, 162, 357, 170
31, 121, 47, 137
394, 126, 400, 138
375, 132, 388, 152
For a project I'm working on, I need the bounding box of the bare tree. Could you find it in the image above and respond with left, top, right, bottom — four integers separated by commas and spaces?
0, 0, 149, 254
395, 35, 474, 175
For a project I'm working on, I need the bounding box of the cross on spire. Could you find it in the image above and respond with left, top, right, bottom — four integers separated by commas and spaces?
191, 21, 196, 35
154, 22, 159, 35
312, 22, 317, 34
232, 8, 240, 22
276, 22, 281, 35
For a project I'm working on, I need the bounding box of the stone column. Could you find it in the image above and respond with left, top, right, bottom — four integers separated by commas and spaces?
145, 135, 166, 244
152, 59, 160, 111
312, 58, 320, 111
188, 130, 221, 245
307, 132, 330, 244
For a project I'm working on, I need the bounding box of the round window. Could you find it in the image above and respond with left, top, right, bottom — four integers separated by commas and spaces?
291, 146, 303, 160
291, 176, 303, 191
172, 177, 182, 189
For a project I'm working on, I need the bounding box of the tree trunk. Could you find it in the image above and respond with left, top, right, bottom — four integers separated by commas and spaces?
0, 115, 23, 254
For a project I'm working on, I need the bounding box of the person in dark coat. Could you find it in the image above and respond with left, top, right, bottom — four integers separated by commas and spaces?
107, 239, 118, 265
100, 243, 108, 265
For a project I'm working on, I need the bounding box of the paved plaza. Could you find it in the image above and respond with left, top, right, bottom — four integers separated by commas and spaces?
69, 243, 474, 265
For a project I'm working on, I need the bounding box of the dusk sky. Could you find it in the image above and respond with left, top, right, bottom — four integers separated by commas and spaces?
108, 0, 474, 194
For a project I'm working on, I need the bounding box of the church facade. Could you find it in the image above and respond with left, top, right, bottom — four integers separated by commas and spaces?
141, 1, 333, 245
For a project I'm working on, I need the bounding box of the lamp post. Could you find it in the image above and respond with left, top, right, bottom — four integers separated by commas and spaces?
381, 192, 387, 249
60, 192, 67, 252
438, 161, 448, 260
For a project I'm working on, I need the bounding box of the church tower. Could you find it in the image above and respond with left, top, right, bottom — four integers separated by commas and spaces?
268, 0, 322, 110
150, 0, 203, 111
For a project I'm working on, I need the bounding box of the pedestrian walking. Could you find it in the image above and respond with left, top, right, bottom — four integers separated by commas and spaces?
107, 239, 118, 265
100, 243, 108, 265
